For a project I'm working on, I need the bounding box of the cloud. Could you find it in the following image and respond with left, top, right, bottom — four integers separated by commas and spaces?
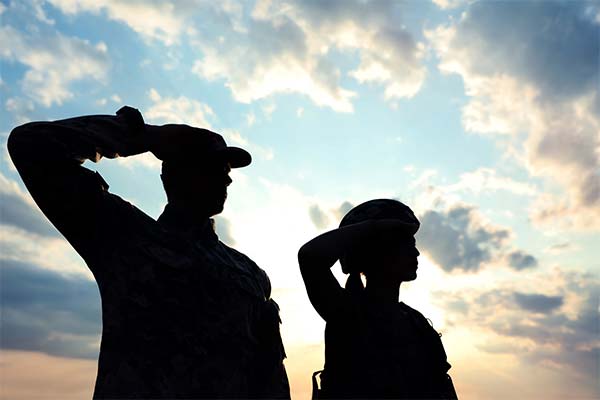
307, 201, 356, 230
221, 129, 275, 161
0, 259, 101, 359
144, 88, 215, 128
213, 215, 235, 246
40, 0, 427, 111
507, 250, 538, 270
544, 242, 575, 255
191, 0, 426, 111
308, 204, 330, 230
333, 201, 354, 220
5, 97, 36, 125
427, 1, 600, 230
0, 172, 59, 238
0, 22, 109, 107
417, 203, 537, 272
448, 168, 536, 197
435, 269, 599, 387
513, 292, 563, 314
431, 0, 468, 9
115, 89, 216, 171
47, 0, 194, 45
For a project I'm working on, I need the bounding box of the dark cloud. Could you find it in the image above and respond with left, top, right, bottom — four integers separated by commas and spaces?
308, 204, 330, 229
508, 250, 538, 270
332, 201, 354, 221
338, 201, 353, 215
213, 216, 235, 246
0, 259, 101, 359
417, 205, 510, 272
434, 272, 599, 386
546, 241, 572, 253
431, 0, 600, 229
456, 1, 599, 102
513, 292, 563, 313
0, 174, 59, 237
416, 204, 539, 272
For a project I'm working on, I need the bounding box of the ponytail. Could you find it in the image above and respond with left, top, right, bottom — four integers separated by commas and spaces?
345, 272, 364, 294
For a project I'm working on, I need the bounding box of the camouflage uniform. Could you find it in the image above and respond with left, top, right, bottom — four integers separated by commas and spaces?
8, 108, 290, 399
319, 292, 455, 399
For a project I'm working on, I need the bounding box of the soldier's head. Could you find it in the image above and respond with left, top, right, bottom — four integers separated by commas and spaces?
160, 129, 251, 218
339, 199, 420, 289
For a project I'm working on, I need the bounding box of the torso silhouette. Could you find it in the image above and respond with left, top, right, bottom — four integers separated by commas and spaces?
321, 291, 451, 399
7, 111, 289, 399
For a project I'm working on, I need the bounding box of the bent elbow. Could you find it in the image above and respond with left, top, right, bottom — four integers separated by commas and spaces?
7, 122, 38, 159
7, 124, 29, 164
297, 243, 312, 267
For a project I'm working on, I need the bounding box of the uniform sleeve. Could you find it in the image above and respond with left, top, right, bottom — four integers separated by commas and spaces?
7, 106, 149, 269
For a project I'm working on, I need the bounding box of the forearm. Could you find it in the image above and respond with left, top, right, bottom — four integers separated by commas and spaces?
298, 221, 374, 270
8, 106, 147, 167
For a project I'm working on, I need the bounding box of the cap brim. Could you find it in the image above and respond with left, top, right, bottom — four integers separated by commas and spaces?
404, 222, 420, 235
217, 147, 252, 168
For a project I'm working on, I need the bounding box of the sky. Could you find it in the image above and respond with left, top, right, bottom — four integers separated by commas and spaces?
0, 0, 599, 399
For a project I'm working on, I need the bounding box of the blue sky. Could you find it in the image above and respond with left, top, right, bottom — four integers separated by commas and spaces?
1, 1, 599, 399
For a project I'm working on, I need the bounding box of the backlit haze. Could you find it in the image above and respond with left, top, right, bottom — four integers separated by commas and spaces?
1, 1, 599, 399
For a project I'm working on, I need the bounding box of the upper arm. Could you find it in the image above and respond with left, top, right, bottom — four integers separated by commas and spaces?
8, 123, 134, 264
298, 250, 346, 321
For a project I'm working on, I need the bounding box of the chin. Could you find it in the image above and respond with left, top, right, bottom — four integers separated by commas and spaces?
402, 272, 418, 282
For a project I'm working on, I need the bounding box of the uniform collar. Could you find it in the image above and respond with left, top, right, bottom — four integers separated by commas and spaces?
157, 203, 218, 242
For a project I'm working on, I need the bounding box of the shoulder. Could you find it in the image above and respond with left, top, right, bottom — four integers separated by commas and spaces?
102, 191, 157, 231
399, 302, 437, 332
219, 242, 272, 298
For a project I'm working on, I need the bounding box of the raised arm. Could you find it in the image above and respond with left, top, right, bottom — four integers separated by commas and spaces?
7, 106, 154, 266
297, 221, 375, 320
298, 219, 415, 320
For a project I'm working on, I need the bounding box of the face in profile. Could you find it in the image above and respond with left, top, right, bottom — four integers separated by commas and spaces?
378, 236, 420, 282
163, 159, 232, 217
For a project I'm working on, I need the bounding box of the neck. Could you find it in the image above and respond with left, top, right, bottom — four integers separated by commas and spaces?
159, 202, 212, 233
167, 201, 211, 221
364, 278, 401, 303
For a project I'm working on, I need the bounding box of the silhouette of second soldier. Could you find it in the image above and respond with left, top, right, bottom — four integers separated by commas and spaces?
299, 199, 457, 399
8, 106, 290, 399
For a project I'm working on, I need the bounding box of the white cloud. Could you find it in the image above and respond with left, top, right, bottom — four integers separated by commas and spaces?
114, 152, 161, 171
431, 0, 469, 10
113, 89, 216, 171
191, 0, 426, 112
5, 97, 35, 125
245, 112, 256, 127
144, 88, 215, 128
262, 103, 277, 119
43, 0, 427, 112
448, 168, 536, 197
47, 0, 187, 45
0, 24, 109, 107
221, 129, 275, 161
427, 1, 600, 231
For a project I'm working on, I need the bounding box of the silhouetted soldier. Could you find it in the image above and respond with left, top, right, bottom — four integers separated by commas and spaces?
298, 199, 457, 399
8, 106, 290, 399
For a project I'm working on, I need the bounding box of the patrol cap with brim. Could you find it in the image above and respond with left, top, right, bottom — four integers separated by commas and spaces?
162, 128, 251, 169
339, 199, 420, 235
